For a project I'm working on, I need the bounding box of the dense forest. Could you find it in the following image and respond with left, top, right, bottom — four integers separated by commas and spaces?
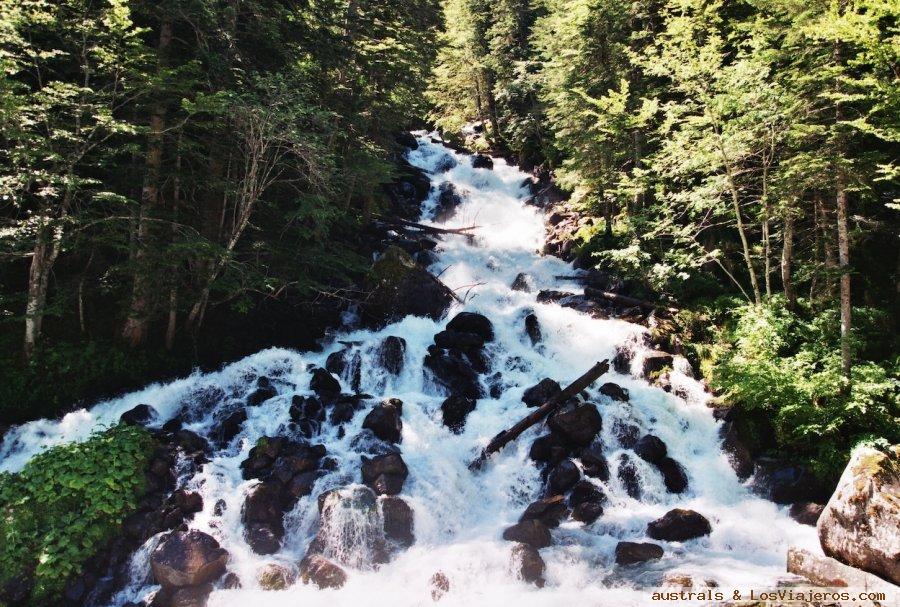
0, 0, 441, 420
0, 0, 897, 472
428, 0, 898, 478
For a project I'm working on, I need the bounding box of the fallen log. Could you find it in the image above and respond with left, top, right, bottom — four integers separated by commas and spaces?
469, 360, 609, 471
377, 216, 479, 236
584, 287, 678, 314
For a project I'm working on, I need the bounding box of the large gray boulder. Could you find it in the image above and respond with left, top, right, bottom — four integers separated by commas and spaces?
817, 444, 900, 585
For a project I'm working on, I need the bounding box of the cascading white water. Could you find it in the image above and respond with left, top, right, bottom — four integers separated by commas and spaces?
0, 133, 819, 606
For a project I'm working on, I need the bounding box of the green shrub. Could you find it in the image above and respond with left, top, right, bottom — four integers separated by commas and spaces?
0, 424, 155, 604
711, 298, 900, 482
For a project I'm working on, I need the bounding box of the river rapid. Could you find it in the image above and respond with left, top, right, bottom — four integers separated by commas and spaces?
0, 133, 818, 606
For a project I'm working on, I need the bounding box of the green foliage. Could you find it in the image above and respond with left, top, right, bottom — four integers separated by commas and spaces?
711, 299, 899, 480
0, 424, 154, 604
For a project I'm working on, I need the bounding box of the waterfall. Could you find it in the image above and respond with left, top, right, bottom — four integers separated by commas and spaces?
0, 133, 818, 606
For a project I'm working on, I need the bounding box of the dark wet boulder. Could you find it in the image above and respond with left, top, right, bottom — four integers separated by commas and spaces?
247, 377, 277, 407
325, 348, 361, 392
617, 454, 642, 499
170, 489, 203, 515
647, 509, 712, 542
415, 249, 440, 267
364, 246, 456, 324
502, 519, 551, 549
309, 368, 341, 401
522, 378, 561, 408
657, 457, 689, 494
151, 529, 228, 589
446, 312, 494, 342
524, 314, 542, 345
579, 445, 610, 481
615, 542, 664, 565
612, 346, 633, 374
633, 435, 667, 465
599, 383, 629, 402
245, 522, 281, 555
569, 480, 605, 524
173, 430, 210, 458
361, 452, 409, 496
299, 555, 347, 589
329, 394, 366, 425
511, 544, 545, 587
221, 572, 241, 589
377, 336, 407, 375
789, 502, 825, 526
548, 459, 581, 494
471, 154, 494, 169
160, 584, 213, 607
520, 495, 569, 528
242, 482, 287, 530
548, 402, 602, 447
641, 351, 673, 379
752, 460, 826, 505
511, 273, 533, 292
362, 399, 403, 444
529, 433, 570, 466
434, 330, 485, 351
214, 409, 247, 446
120, 404, 158, 426
381, 496, 415, 548
434, 182, 464, 222
441, 395, 477, 433
423, 347, 483, 399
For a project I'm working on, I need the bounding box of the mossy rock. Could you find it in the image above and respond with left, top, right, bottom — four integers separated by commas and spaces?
363, 246, 454, 325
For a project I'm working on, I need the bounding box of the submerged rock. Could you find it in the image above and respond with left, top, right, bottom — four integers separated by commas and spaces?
430, 571, 450, 601
617, 454, 642, 499
381, 495, 415, 548
257, 563, 296, 590
657, 457, 689, 494
646, 509, 712, 542
579, 445, 610, 481
471, 154, 494, 169
120, 404, 158, 426
511, 272, 533, 292
440, 395, 477, 433
511, 543, 545, 587
633, 435, 667, 465
547, 459, 581, 494
377, 336, 407, 375
524, 313, 542, 345
817, 444, 900, 584
599, 382, 629, 402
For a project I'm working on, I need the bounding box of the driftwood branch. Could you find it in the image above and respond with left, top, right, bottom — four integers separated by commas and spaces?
469, 360, 609, 471
584, 287, 678, 314
377, 216, 479, 236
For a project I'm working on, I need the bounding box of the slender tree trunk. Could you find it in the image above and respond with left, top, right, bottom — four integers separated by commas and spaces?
122, 17, 174, 347
725, 170, 762, 304
631, 129, 644, 212
836, 169, 852, 387
781, 206, 796, 310
165, 139, 182, 351
23, 221, 61, 361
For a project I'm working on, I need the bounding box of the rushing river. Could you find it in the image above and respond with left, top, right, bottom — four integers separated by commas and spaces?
0, 134, 818, 606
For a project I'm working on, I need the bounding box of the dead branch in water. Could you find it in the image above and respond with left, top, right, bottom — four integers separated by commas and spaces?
469, 360, 609, 471
377, 216, 480, 236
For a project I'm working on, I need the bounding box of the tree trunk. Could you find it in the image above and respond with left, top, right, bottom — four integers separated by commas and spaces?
165, 139, 182, 351
781, 206, 796, 310
836, 170, 852, 387
122, 17, 174, 347
725, 169, 762, 304
23, 221, 61, 361
483, 70, 503, 148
